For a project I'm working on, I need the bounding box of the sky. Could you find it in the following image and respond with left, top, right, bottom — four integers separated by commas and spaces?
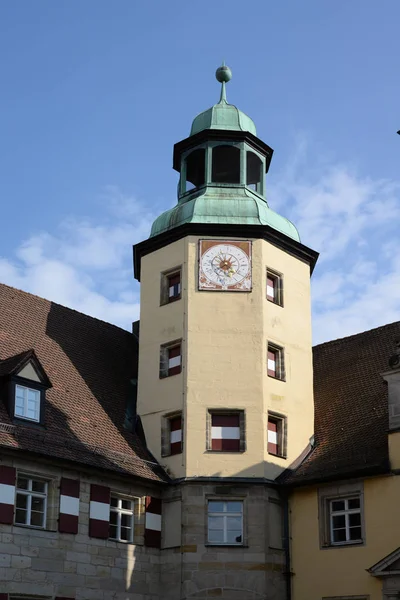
0, 1, 399, 345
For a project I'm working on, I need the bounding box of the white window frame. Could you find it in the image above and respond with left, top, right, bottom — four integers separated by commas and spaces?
207, 500, 243, 546
329, 496, 362, 545
15, 476, 48, 529
14, 384, 41, 422
109, 496, 135, 543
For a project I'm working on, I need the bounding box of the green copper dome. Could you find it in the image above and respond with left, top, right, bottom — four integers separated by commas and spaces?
149, 64, 300, 243
150, 187, 300, 242
190, 64, 256, 137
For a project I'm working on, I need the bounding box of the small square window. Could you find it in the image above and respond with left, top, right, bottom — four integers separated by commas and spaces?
329, 497, 362, 545
208, 411, 245, 452
109, 496, 134, 543
207, 500, 243, 545
267, 344, 285, 380
267, 413, 286, 458
161, 268, 182, 305
160, 342, 182, 378
15, 476, 48, 529
14, 385, 41, 422
266, 270, 283, 305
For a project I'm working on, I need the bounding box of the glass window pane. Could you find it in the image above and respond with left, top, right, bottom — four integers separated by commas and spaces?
15, 405, 24, 416
17, 477, 28, 490
349, 512, 361, 527
121, 513, 132, 528
226, 530, 242, 544
208, 501, 224, 513
332, 515, 346, 529
208, 516, 224, 530
332, 528, 347, 543
208, 529, 224, 543
226, 502, 243, 513
349, 526, 362, 540
109, 511, 118, 525
15, 508, 27, 524
31, 497, 44, 512
121, 499, 132, 510
27, 408, 38, 420
110, 497, 118, 507
121, 527, 131, 541
30, 511, 44, 527
16, 493, 28, 509
227, 516, 242, 530
348, 498, 360, 510
16, 386, 25, 400
28, 389, 39, 402
109, 524, 117, 539
331, 500, 345, 512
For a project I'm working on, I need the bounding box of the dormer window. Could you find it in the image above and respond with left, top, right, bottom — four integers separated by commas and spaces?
212, 145, 240, 184
0, 349, 51, 427
15, 385, 41, 422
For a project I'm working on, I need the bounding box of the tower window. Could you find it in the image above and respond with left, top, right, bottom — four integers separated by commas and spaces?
160, 267, 181, 305
160, 342, 182, 378
246, 151, 263, 193
208, 500, 243, 545
267, 344, 285, 380
208, 410, 245, 452
266, 269, 283, 306
161, 412, 183, 457
185, 148, 206, 192
212, 145, 240, 184
267, 413, 286, 458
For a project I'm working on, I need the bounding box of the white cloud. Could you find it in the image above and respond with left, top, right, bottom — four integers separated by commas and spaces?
269, 136, 400, 344
0, 189, 155, 330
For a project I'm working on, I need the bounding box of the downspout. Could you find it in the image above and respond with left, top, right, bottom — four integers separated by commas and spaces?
283, 490, 292, 600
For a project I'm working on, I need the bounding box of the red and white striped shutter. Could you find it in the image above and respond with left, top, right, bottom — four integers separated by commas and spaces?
168, 345, 181, 376
89, 484, 110, 539
59, 478, 80, 534
267, 276, 275, 301
168, 273, 181, 301
268, 420, 278, 454
211, 414, 240, 451
145, 496, 162, 548
170, 416, 182, 455
0, 465, 16, 524
267, 350, 276, 377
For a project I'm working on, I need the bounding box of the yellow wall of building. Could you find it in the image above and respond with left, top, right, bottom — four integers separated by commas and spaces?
388, 431, 400, 469
290, 475, 400, 600
137, 235, 314, 480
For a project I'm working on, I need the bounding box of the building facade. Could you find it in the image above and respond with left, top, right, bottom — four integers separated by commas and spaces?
0, 65, 398, 600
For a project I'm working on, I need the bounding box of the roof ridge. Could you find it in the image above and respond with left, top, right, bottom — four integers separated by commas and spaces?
0, 282, 133, 336
313, 319, 400, 349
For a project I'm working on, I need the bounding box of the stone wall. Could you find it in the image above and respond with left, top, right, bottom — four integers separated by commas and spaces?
160, 481, 287, 600
0, 455, 161, 600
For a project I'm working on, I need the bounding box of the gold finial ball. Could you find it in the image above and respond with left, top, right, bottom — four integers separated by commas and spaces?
216, 65, 232, 83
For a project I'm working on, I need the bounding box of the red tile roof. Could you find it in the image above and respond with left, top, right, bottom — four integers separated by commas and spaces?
0, 283, 167, 483
281, 322, 398, 485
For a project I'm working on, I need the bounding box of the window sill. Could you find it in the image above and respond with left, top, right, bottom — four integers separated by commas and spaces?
14, 523, 47, 531
267, 298, 283, 308
109, 538, 134, 545
267, 452, 287, 460
205, 543, 248, 548
206, 450, 246, 454
322, 540, 364, 549
267, 374, 286, 382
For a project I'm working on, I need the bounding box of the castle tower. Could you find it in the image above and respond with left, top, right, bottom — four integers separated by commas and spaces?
134, 65, 317, 483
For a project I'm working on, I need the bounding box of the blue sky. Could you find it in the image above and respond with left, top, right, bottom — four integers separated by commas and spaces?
0, 1, 399, 344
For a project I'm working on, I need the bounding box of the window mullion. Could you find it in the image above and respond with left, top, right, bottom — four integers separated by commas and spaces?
27, 492, 32, 526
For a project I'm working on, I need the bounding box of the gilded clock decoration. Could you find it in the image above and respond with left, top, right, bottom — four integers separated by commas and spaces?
199, 240, 252, 291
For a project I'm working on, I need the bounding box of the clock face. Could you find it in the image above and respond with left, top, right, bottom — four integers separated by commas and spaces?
199, 240, 252, 291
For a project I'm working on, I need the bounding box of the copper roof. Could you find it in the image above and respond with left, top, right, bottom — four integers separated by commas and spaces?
0, 283, 167, 483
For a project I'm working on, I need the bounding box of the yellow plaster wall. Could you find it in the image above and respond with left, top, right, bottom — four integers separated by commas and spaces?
137, 235, 314, 480
290, 475, 400, 600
